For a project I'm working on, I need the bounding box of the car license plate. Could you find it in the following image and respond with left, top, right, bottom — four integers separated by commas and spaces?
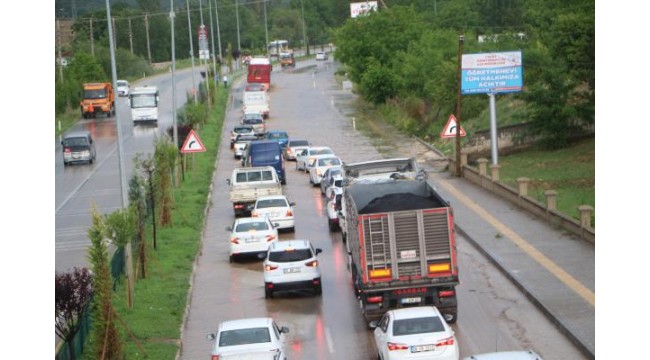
401, 297, 421, 304
283, 267, 301, 274
411, 344, 436, 353
244, 237, 260, 243
73, 153, 81, 159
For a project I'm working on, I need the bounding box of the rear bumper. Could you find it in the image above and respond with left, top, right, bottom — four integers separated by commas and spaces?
265, 277, 321, 292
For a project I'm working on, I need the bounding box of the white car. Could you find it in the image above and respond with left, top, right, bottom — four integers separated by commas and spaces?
207, 317, 289, 359
315, 51, 328, 61
227, 217, 279, 263
324, 174, 343, 200
295, 146, 335, 172
371, 306, 459, 360
320, 167, 342, 195
242, 113, 266, 135
261, 239, 323, 298
462, 351, 544, 360
309, 156, 342, 186
230, 124, 256, 149
326, 191, 342, 232
251, 195, 295, 232
282, 139, 310, 161
116, 80, 130, 96
233, 134, 259, 160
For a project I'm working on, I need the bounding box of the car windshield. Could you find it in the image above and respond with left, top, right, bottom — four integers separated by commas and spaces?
256, 199, 288, 209
235, 221, 270, 232
268, 133, 288, 139
392, 316, 445, 336
117, 81, 127, 87
268, 249, 313, 262
218, 328, 271, 346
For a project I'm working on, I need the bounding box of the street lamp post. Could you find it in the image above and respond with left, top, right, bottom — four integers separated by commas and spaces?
299, 0, 308, 55
455, 34, 464, 178
171, 0, 178, 149
186, 0, 198, 103
263, 0, 268, 55
235, 0, 241, 67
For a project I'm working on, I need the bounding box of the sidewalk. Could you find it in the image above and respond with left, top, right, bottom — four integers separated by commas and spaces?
423, 164, 595, 359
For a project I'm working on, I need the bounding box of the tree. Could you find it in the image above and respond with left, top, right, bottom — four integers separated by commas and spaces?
154, 136, 178, 226
87, 206, 122, 359
128, 172, 148, 278
55, 267, 93, 360
103, 206, 137, 308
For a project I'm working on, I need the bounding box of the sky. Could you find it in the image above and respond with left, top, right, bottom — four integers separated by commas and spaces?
2, 1, 647, 358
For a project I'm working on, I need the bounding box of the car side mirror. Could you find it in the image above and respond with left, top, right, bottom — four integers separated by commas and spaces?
280, 326, 290, 334
206, 333, 216, 341
368, 321, 379, 329
289, 202, 296, 207
273, 222, 280, 228
225, 226, 232, 231
257, 252, 267, 260
315, 248, 322, 255
226, 179, 231, 185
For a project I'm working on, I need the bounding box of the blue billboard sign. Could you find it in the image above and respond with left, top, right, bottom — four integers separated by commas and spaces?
461, 51, 523, 95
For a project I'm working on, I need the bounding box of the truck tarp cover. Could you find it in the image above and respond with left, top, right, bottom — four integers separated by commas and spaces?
347, 181, 446, 214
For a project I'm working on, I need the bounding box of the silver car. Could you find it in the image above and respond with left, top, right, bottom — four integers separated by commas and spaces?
282, 139, 310, 161
295, 146, 334, 172
61, 131, 97, 166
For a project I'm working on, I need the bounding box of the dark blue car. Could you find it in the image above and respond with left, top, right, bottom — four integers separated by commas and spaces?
265, 130, 290, 148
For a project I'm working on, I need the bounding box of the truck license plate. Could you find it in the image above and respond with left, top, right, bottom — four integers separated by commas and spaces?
283, 267, 301, 274
401, 297, 421, 304
411, 344, 436, 352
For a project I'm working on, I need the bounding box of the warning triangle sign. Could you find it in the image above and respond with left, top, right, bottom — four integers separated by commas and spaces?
181, 129, 206, 153
440, 114, 467, 139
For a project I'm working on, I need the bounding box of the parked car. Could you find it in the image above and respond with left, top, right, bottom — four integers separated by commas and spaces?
260, 239, 323, 298
242, 113, 266, 135
116, 80, 130, 96
325, 192, 342, 232
207, 317, 289, 359
227, 217, 279, 263
282, 139, 310, 161
230, 124, 257, 149
308, 156, 342, 186
251, 195, 295, 232
319, 166, 342, 196
370, 306, 460, 360
61, 131, 97, 166
265, 130, 290, 148
315, 51, 328, 61
295, 146, 334, 172
233, 134, 259, 160
462, 350, 544, 360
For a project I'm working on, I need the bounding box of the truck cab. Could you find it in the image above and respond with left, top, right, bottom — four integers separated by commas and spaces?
80, 82, 115, 118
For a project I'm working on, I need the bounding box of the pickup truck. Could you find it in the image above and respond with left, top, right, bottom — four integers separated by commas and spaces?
227, 166, 283, 217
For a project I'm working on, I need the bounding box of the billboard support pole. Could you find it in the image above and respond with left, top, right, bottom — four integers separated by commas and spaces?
489, 93, 499, 165
455, 34, 464, 178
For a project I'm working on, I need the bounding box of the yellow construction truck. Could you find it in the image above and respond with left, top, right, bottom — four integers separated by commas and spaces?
80, 82, 116, 118
279, 50, 295, 68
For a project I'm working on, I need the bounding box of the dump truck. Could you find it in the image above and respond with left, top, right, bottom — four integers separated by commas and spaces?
80, 82, 115, 118
340, 159, 459, 325
247, 57, 272, 91
279, 50, 295, 68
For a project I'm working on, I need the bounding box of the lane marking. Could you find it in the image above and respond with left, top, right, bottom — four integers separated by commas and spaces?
325, 326, 335, 354
438, 180, 595, 306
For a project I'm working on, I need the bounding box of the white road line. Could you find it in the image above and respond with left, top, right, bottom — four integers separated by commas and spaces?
325, 326, 335, 354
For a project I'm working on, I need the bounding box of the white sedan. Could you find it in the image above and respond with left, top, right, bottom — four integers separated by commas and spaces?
251, 195, 295, 232
295, 146, 334, 172
207, 317, 289, 359
227, 217, 279, 263
309, 156, 342, 186
371, 306, 459, 360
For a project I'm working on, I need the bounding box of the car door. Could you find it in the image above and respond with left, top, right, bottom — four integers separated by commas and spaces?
374, 312, 391, 359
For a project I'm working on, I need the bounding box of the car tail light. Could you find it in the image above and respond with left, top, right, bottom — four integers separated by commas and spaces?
265, 264, 278, 271
387, 342, 409, 351
285, 209, 293, 217
266, 235, 276, 242
64, 147, 72, 153
211, 355, 220, 360
230, 238, 239, 244
436, 336, 455, 346
439, 289, 455, 298
369, 269, 391, 279
305, 260, 318, 267
251, 211, 259, 217
367, 295, 383, 303
428, 262, 451, 274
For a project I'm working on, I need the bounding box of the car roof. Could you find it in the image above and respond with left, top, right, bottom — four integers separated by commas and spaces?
269, 239, 311, 251
462, 350, 544, 360
288, 139, 309, 145
219, 317, 273, 331
389, 306, 441, 320
234, 217, 270, 225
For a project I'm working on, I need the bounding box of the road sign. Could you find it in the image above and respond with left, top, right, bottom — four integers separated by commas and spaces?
181, 130, 206, 153
440, 114, 467, 139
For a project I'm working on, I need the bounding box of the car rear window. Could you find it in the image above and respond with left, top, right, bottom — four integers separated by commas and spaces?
235, 170, 274, 182
256, 199, 288, 209
268, 249, 313, 262
392, 316, 445, 336
334, 179, 342, 187
244, 118, 263, 124
312, 149, 333, 155
290, 140, 309, 147
63, 137, 89, 147
318, 158, 341, 166
218, 328, 271, 346
235, 221, 270, 232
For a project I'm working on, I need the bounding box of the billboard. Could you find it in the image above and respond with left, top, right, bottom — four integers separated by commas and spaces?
461, 51, 523, 95
350, 1, 378, 18
197, 25, 210, 60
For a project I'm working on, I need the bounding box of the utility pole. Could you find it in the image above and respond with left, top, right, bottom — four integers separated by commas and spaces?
128, 17, 134, 54
208, 0, 218, 88
89, 18, 95, 56
214, 0, 223, 64
299, 0, 308, 55
145, 14, 152, 63
199, 0, 211, 107
57, 19, 64, 83
455, 34, 464, 178
186, 0, 198, 103
171, 0, 178, 149
235, 0, 241, 60
263, 0, 268, 54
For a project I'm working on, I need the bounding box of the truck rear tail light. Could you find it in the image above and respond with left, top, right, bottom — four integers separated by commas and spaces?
387, 342, 409, 351
367, 296, 383, 303
265, 265, 278, 271
230, 238, 240, 244
305, 260, 318, 267
211, 355, 220, 360
436, 336, 455, 346
438, 289, 455, 298
266, 235, 276, 242
369, 269, 391, 279
428, 263, 451, 274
